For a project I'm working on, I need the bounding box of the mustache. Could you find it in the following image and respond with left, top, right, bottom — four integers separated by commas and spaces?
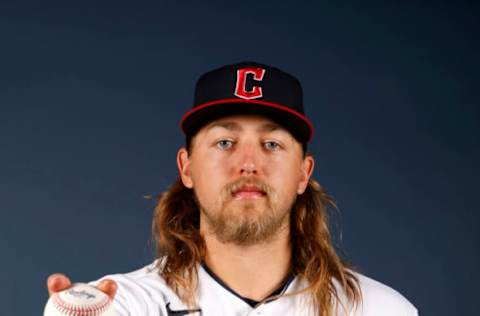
223, 177, 272, 197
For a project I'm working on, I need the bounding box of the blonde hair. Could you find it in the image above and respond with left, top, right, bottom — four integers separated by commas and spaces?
151, 177, 361, 315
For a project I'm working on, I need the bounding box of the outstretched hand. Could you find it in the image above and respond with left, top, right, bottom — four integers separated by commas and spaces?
47, 273, 117, 299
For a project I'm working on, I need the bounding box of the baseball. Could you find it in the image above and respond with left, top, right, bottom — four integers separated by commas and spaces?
44, 283, 115, 316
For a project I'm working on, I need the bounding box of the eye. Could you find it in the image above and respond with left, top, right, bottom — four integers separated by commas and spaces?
264, 141, 281, 151
216, 139, 234, 150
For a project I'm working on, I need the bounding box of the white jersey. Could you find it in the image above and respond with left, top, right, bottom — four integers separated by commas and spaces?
89, 260, 418, 316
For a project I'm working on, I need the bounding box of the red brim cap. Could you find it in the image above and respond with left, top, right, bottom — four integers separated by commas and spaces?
180, 61, 314, 143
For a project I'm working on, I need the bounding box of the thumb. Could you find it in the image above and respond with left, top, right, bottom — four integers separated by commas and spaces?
97, 279, 118, 300
47, 274, 72, 296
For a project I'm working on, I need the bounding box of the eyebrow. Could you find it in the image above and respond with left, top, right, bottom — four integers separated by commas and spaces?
205, 121, 283, 133
206, 121, 242, 132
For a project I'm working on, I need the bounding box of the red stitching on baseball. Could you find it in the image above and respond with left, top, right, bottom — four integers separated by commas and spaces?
52, 291, 111, 316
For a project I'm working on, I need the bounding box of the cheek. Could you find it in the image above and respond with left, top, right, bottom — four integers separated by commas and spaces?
268, 159, 302, 192
190, 154, 230, 200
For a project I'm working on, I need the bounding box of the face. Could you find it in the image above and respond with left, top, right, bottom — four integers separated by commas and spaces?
177, 114, 314, 246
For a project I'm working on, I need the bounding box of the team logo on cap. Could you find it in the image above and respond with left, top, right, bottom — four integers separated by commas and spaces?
234, 67, 266, 100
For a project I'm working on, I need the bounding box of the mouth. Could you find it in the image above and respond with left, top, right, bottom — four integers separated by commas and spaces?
231, 185, 266, 199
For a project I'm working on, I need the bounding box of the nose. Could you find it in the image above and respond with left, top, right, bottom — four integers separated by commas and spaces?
240, 161, 257, 175
238, 142, 259, 176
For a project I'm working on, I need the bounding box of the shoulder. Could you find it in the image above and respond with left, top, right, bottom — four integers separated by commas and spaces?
348, 272, 418, 316
90, 259, 167, 290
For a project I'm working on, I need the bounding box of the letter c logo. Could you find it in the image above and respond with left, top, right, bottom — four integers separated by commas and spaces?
234, 67, 266, 100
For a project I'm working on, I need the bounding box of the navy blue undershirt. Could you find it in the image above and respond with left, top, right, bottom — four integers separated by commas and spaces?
201, 262, 295, 308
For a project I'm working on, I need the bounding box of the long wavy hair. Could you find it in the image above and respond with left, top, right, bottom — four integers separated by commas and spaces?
151, 173, 362, 315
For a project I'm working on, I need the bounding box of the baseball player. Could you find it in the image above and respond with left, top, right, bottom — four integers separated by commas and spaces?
47, 61, 418, 315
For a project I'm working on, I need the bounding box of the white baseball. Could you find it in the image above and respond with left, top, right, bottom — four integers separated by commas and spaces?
44, 283, 115, 316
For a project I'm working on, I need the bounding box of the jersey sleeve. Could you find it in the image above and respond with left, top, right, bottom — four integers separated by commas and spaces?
353, 273, 419, 316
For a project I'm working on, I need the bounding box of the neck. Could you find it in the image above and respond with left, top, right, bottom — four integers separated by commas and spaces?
202, 223, 292, 302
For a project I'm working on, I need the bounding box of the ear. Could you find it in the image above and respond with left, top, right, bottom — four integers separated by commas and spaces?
297, 154, 314, 194
177, 147, 193, 188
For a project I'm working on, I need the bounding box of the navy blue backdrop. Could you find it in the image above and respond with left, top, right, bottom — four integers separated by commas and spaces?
1, 1, 478, 315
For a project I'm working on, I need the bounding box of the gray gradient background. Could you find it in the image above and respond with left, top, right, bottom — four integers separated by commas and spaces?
1, 1, 478, 315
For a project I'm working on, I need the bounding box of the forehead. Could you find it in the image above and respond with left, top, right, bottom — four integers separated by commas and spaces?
201, 114, 290, 135
186, 114, 306, 154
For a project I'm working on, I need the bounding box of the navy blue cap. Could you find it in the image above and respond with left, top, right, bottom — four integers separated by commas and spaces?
180, 61, 313, 143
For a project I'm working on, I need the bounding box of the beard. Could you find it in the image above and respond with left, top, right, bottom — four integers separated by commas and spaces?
197, 177, 293, 246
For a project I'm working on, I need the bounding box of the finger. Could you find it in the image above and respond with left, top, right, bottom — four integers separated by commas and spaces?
47, 273, 72, 296
97, 279, 117, 300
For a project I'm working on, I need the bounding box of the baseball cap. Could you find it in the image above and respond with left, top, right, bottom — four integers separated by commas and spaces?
180, 61, 314, 143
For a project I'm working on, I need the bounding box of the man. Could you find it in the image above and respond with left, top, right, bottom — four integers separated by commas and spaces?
47, 61, 418, 315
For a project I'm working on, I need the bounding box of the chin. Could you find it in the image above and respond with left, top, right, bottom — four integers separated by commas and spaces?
227, 203, 265, 215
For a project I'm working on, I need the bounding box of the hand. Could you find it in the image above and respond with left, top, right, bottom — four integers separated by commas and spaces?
47, 273, 118, 299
